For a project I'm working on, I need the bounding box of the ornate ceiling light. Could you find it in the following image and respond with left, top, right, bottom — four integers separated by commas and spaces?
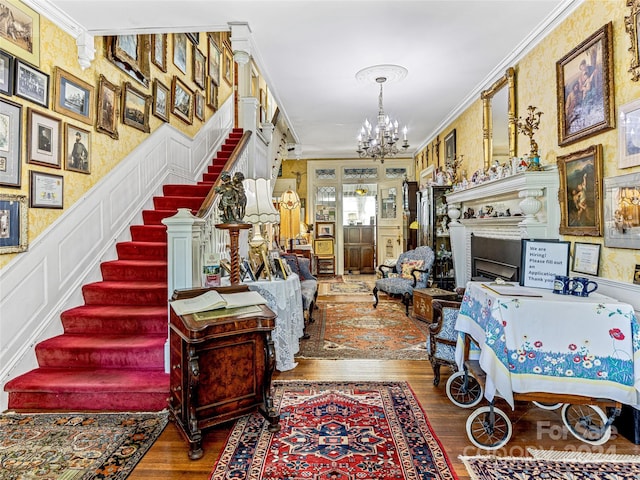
356, 65, 409, 163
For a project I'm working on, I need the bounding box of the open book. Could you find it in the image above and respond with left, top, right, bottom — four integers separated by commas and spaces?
170, 290, 268, 316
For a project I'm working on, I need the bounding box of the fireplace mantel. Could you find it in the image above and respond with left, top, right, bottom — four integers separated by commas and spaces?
445, 167, 560, 288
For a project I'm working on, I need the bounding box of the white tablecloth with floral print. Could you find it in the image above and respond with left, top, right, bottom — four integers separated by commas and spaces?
455, 281, 640, 409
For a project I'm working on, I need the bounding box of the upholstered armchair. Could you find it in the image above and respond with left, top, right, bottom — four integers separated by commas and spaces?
281, 253, 318, 339
373, 245, 435, 316
428, 299, 462, 386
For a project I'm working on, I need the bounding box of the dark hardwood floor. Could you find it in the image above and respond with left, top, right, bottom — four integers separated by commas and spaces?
129, 358, 640, 479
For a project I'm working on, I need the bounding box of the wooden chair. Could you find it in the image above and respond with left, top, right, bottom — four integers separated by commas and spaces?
428, 299, 463, 386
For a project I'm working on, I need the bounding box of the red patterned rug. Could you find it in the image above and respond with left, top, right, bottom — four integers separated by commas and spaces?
297, 300, 429, 360
210, 381, 458, 480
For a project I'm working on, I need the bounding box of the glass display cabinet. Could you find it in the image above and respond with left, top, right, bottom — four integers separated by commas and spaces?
418, 186, 455, 290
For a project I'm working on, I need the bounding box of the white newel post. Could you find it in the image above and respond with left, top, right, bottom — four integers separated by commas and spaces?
162, 209, 205, 372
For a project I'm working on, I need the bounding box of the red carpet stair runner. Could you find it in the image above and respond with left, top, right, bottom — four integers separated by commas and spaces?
5, 129, 244, 411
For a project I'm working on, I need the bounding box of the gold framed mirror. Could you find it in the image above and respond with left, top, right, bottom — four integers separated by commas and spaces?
481, 67, 516, 169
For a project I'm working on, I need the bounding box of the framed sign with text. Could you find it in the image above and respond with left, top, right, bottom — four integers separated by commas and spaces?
520, 239, 571, 289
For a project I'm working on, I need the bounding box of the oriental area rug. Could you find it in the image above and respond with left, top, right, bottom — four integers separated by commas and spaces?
0, 411, 168, 480
297, 299, 429, 360
461, 450, 640, 480
210, 381, 458, 480
317, 275, 377, 296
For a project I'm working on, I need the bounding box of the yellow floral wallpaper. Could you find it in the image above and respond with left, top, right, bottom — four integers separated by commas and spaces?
0, 13, 234, 269
416, 0, 640, 285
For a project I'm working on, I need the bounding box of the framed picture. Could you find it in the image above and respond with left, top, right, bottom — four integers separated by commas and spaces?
241, 259, 256, 282
557, 144, 603, 237
193, 47, 206, 89
27, 108, 61, 168
53, 67, 94, 125
186, 32, 199, 45
556, 22, 614, 146
625, 0, 640, 81
603, 172, 640, 249
572, 242, 601, 276
274, 257, 288, 280
207, 76, 218, 110
0, 49, 14, 96
14, 60, 48, 108
314, 238, 334, 256
96, 74, 120, 140
152, 79, 170, 122
0, 193, 28, 254
208, 34, 221, 87
106, 35, 151, 87
64, 124, 91, 174
173, 33, 188, 74
0, 98, 22, 187
122, 82, 151, 133
0, 0, 40, 66
194, 91, 204, 121
618, 98, 640, 169
316, 221, 334, 238
444, 128, 456, 165
223, 46, 233, 86
151, 33, 167, 72
30, 171, 63, 209
520, 239, 570, 289
171, 76, 193, 125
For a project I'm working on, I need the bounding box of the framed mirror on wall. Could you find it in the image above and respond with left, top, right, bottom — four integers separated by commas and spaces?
481, 67, 517, 169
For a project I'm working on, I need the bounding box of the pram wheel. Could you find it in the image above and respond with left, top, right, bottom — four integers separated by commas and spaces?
446, 371, 483, 408
561, 404, 611, 445
466, 405, 512, 450
533, 401, 563, 410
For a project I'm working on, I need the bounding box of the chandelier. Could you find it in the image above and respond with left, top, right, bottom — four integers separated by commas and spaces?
356, 65, 409, 163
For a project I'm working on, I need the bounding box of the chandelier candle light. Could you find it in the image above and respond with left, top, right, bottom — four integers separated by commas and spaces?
356, 65, 409, 163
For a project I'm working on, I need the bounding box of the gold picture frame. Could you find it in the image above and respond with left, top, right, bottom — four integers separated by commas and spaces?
122, 82, 151, 133
64, 123, 91, 174
152, 79, 170, 122
625, 0, 640, 81
556, 22, 614, 146
96, 74, 120, 140
193, 46, 206, 89
151, 33, 167, 72
0, 0, 40, 67
314, 238, 334, 256
557, 144, 603, 237
106, 35, 151, 88
53, 67, 94, 125
171, 76, 194, 125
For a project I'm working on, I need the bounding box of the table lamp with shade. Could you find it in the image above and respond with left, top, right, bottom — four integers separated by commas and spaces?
243, 178, 280, 279
279, 189, 301, 251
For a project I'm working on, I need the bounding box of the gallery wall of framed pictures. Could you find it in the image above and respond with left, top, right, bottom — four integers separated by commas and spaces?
0, 12, 234, 257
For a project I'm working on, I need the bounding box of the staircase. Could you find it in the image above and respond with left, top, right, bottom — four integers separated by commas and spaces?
4, 129, 244, 411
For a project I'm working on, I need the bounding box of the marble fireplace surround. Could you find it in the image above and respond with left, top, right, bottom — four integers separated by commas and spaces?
445, 168, 560, 289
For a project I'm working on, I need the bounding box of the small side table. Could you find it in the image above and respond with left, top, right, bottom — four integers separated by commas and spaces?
315, 255, 335, 276
413, 287, 458, 323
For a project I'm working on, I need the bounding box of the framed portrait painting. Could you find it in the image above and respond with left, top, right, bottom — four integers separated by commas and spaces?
0, 193, 28, 254
64, 124, 91, 174
53, 67, 94, 125
207, 76, 218, 110
444, 128, 456, 165
0, 49, 14, 96
557, 144, 603, 237
122, 82, 151, 133
14, 60, 48, 108
0, 98, 22, 187
0, 0, 40, 67
556, 22, 614, 146
171, 76, 193, 125
96, 74, 120, 140
152, 79, 170, 122
223, 46, 233, 86
27, 108, 61, 168
195, 91, 204, 121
